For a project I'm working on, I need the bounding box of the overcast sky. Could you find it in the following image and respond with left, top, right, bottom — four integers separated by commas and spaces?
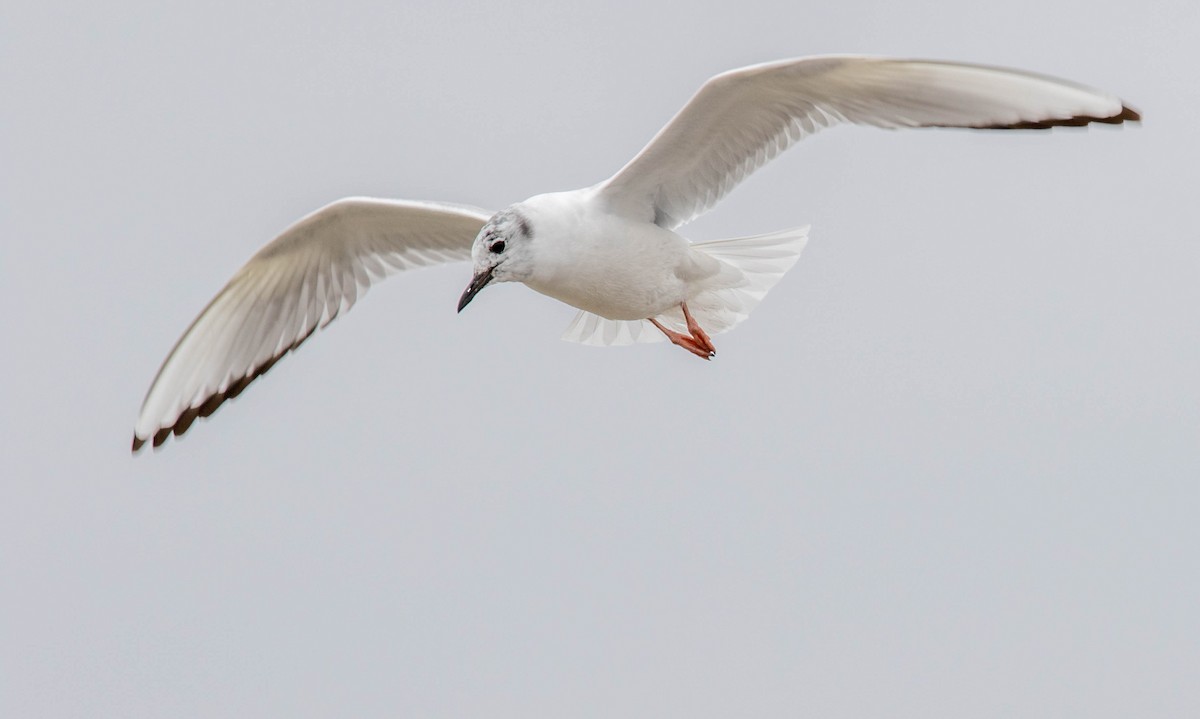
3, 1, 1197, 717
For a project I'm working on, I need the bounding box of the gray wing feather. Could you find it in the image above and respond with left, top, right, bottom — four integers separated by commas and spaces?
599, 55, 1139, 229
133, 197, 491, 451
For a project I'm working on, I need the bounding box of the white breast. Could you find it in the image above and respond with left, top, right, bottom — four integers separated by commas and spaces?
518, 190, 722, 320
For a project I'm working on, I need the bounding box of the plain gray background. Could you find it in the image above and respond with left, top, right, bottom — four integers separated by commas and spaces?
3, 0, 1196, 716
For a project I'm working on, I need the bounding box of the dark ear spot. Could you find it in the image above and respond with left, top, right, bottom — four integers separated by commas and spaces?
490, 240, 506, 254
515, 213, 532, 237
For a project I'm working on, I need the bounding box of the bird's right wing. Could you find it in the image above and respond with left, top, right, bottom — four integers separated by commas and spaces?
133, 197, 491, 452
598, 55, 1139, 229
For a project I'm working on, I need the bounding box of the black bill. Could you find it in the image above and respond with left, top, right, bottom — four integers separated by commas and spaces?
457, 267, 495, 313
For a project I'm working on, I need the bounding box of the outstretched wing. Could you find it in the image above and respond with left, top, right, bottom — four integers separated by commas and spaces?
133, 197, 491, 452
598, 55, 1140, 229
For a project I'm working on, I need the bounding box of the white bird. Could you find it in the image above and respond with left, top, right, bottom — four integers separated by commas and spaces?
132, 55, 1139, 452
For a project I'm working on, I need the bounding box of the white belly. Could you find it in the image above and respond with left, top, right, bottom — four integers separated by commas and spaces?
524, 215, 718, 319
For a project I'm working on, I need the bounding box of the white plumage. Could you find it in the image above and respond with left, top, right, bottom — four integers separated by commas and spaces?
133, 199, 491, 448
600, 56, 1135, 228
133, 55, 1138, 451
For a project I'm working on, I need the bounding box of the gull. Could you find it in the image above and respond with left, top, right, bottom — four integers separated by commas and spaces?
132, 55, 1139, 451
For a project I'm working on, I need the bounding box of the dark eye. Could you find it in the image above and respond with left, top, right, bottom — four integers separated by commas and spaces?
490, 241, 506, 254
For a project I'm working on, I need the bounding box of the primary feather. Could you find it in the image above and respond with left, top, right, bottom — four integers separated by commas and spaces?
599, 55, 1138, 228
133, 198, 490, 451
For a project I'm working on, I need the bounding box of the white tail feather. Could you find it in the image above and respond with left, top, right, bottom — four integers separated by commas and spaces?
562, 225, 810, 346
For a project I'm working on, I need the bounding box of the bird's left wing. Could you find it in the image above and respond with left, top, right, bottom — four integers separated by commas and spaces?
597, 55, 1139, 229
133, 198, 491, 452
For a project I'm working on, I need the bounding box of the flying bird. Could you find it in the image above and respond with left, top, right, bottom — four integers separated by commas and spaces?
132, 55, 1139, 452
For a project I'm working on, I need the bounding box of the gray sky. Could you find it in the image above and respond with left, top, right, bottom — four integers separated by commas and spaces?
3, 1, 1196, 716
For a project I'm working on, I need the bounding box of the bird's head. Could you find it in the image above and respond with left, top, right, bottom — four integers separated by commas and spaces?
457, 206, 535, 312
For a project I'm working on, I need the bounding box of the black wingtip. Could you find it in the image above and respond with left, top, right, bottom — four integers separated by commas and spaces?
131, 325, 317, 453
1117, 105, 1142, 123
967, 103, 1142, 131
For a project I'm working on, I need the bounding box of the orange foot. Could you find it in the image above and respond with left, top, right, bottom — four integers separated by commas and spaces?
648, 302, 716, 360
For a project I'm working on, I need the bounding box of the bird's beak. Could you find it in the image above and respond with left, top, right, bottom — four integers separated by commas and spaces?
457, 267, 494, 313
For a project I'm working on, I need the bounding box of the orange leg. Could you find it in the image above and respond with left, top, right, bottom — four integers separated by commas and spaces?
648, 302, 716, 360
680, 302, 716, 355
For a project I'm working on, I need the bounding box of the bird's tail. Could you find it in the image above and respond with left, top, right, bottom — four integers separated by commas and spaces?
561, 225, 810, 346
